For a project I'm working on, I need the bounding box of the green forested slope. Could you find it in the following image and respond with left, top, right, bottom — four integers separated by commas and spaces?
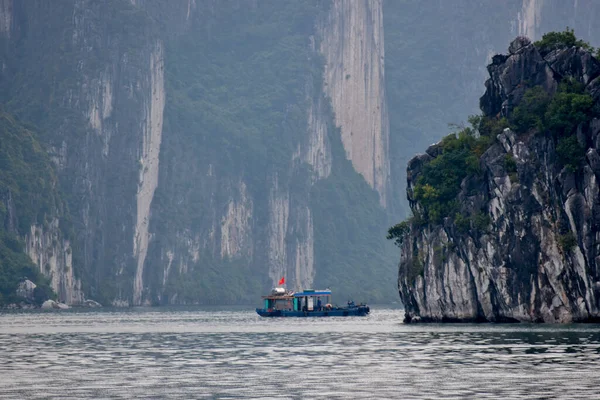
0, 1, 162, 303
0, 111, 57, 304
310, 123, 397, 303
150, 0, 397, 304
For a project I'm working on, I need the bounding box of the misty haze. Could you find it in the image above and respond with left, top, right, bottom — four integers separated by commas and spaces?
2, 0, 600, 398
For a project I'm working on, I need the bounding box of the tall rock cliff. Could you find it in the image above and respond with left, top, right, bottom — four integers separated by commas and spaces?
12, 1, 600, 307
144, 0, 396, 305
0, 0, 397, 306
0, 1, 172, 305
397, 35, 600, 323
0, 108, 77, 304
320, 0, 390, 207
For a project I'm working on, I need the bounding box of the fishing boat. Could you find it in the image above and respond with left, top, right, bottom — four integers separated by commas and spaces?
256, 287, 370, 317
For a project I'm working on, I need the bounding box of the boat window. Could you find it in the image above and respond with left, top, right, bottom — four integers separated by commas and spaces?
270, 299, 292, 311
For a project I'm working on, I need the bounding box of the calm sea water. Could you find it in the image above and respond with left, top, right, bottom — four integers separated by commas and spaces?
1, 306, 600, 399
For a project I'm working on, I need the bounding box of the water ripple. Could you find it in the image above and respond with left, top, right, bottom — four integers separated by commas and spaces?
1, 307, 600, 399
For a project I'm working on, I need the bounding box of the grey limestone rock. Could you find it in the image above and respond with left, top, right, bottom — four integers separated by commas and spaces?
15, 280, 36, 302
41, 300, 70, 310
81, 299, 102, 308
399, 38, 600, 323
508, 36, 531, 55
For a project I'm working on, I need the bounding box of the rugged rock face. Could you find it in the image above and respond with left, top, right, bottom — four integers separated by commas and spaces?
141, 0, 396, 305
320, 0, 390, 206
398, 37, 600, 323
0, 0, 397, 306
25, 221, 84, 304
0, 1, 170, 305
132, 42, 165, 306
15, 280, 35, 302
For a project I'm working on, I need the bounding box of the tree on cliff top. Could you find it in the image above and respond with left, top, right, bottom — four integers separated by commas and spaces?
534, 27, 594, 55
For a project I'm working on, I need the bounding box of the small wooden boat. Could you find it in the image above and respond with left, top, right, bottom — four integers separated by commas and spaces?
256, 288, 369, 317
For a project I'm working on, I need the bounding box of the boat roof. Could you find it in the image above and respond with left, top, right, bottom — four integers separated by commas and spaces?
293, 289, 331, 297
261, 295, 294, 300
261, 289, 332, 299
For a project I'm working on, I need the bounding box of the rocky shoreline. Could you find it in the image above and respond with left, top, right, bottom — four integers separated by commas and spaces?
1, 279, 102, 310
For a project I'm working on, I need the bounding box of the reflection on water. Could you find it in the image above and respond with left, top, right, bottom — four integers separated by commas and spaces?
1, 307, 600, 399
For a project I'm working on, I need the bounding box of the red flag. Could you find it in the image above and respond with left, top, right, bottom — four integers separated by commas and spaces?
278, 277, 285, 285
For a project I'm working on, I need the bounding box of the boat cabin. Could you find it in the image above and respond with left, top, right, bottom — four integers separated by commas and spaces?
294, 289, 332, 311
262, 288, 332, 312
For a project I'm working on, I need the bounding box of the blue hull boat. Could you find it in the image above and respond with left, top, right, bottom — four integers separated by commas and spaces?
256, 306, 370, 317
256, 288, 370, 317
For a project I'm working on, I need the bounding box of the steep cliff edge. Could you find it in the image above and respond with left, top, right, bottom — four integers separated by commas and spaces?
5, 1, 600, 307
0, 0, 397, 306
396, 34, 600, 323
320, 0, 390, 207
142, 0, 396, 304
0, 110, 72, 304
0, 1, 166, 305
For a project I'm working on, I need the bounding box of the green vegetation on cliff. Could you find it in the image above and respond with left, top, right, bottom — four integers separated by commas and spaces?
512, 80, 594, 137
534, 28, 594, 55
0, 1, 157, 303
0, 111, 61, 234
149, 0, 396, 304
0, 111, 57, 304
412, 126, 485, 224
0, 232, 54, 305
512, 79, 595, 170
388, 115, 506, 235
311, 119, 397, 304
388, 30, 599, 244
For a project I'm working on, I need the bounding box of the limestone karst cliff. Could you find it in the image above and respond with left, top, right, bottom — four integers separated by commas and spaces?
0, 1, 171, 305
320, 0, 390, 207
4, 0, 600, 307
397, 34, 600, 323
0, 0, 396, 306
0, 110, 73, 305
